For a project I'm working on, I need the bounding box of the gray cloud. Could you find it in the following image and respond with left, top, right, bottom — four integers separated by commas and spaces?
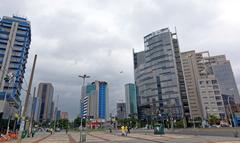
1, 0, 240, 120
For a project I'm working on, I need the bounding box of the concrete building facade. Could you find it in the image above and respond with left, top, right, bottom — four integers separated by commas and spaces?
117, 102, 126, 119
198, 76, 226, 119
181, 51, 204, 120
181, 51, 226, 120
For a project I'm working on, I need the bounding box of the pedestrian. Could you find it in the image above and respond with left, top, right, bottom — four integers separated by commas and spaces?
127, 126, 130, 134
124, 126, 128, 136
31, 128, 35, 137
50, 128, 53, 135
66, 128, 68, 134
121, 126, 125, 136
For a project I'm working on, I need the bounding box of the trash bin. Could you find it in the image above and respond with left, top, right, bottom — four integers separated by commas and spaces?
21, 130, 27, 139
154, 124, 165, 135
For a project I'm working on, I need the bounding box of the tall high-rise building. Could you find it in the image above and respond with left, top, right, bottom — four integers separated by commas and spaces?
33, 96, 41, 122
37, 83, 54, 122
134, 28, 189, 121
117, 102, 126, 119
56, 110, 61, 120
50, 101, 54, 120
181, 51, 226, 119
207, 55, 240, 103
26, 95, 33, 117
125, 83, 137, 117
0, 16, 31, 119
181, 51, 204, 120
81, 81, 109, 120
61, 112, 68, 120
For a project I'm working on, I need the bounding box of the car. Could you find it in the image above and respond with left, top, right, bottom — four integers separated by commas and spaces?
45, 128, 53, 132
55, 128, 61, 132
221, 124, 230, 127
210, 125, 220, 128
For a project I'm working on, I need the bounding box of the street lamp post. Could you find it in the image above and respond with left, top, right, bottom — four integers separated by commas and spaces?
78, 74, 90, 143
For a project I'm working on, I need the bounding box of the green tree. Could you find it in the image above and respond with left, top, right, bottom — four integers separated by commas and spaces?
73, 117, 86, 128
175, 120, 184, 128
208, 115, 220, 125
59, 119, 69, 129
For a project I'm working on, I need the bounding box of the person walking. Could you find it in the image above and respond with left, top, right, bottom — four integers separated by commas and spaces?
127, 126, 130, 134
50, 128, 53, 135
124, 126, 128, 136
121, 126, 125, 136
66, 128, 68, 134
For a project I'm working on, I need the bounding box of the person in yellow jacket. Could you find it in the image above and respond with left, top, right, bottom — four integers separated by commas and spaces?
121, 126, 125, 136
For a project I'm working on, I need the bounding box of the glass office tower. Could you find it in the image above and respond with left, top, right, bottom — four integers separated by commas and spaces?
134, 28, 189, 120
125, 83, 138, 117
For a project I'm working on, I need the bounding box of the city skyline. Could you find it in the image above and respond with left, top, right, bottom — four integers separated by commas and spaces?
1, 0, 240, 120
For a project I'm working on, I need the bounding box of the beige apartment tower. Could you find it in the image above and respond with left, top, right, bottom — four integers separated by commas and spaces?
181, 51, 203, 119
181, 51, 226, 120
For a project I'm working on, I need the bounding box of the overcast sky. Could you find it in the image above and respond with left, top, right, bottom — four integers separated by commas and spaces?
1, 0, 240, 120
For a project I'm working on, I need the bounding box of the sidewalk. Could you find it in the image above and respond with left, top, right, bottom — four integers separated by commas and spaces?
126, 132, 240, 143
4, 132, 51, 143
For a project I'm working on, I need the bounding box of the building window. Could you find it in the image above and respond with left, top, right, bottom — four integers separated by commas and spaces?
212, 80, 217, 84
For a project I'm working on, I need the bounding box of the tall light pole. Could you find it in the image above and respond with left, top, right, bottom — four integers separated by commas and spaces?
78, 74, 90, 143
17, 54, 37, 143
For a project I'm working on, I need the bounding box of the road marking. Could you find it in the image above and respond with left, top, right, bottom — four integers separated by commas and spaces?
32, 134, 52, 143
124, 135, 165, 143
68, 134, 77, 143
88, 133, 111, 141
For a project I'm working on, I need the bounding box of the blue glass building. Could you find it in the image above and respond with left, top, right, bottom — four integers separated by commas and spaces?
98, 82, 107, 119
81, 81, 109, 120
0, 16, 31, 119
125, 83, 138, 117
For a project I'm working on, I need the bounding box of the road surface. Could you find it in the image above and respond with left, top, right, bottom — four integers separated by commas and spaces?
5, 131, 240, 143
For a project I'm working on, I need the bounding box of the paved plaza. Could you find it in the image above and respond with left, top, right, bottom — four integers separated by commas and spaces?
5, 131, 240, 143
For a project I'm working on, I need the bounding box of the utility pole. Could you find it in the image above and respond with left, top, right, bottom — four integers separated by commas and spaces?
78, 74, 90, 143
22, 55, 37, 119
17, 54, 37, 143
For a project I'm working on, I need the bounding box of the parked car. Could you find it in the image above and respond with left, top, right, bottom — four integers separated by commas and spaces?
221, 124, 230, 127
55, 128, 61, 132
210, 125, 220, 128
45, 128, 51, 132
